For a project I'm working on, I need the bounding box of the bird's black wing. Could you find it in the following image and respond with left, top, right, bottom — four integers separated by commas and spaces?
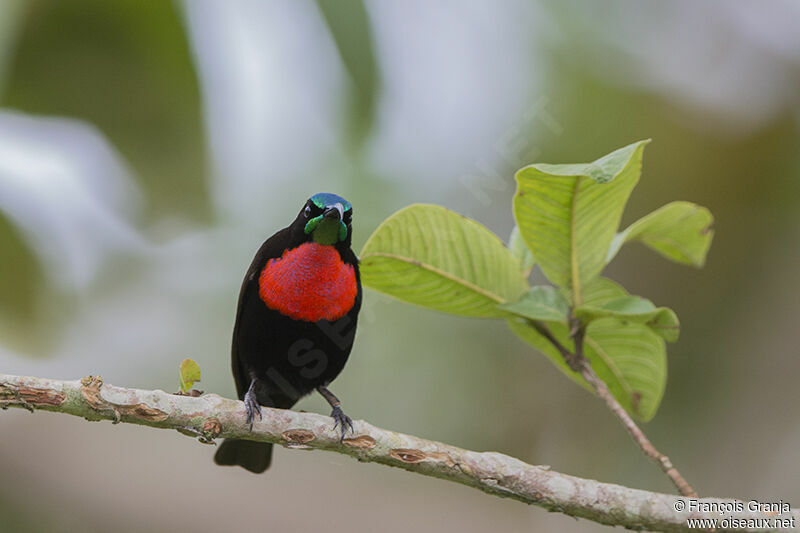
230, 227, 292, 399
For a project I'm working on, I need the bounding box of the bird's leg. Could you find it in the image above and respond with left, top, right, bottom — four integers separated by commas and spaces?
244, 379, 262, 430
317, 386, 353, 441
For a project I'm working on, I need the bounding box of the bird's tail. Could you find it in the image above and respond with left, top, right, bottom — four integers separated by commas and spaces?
214, 438, 273, 473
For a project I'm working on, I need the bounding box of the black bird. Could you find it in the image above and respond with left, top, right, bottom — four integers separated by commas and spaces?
214, 193, 361, 473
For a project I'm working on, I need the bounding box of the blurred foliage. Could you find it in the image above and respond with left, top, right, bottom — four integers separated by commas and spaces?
0, 497, 47, 533
1, 0, 208, 220
0, 0, 208, 354
316, 0, 378, 149
0, 215, 39, 322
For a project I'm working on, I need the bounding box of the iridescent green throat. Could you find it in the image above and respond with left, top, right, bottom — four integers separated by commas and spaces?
304, 215, 347, 245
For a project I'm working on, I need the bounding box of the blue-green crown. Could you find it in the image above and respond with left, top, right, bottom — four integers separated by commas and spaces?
310, 192, 352, 212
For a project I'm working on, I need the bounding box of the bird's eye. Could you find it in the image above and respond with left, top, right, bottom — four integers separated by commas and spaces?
343, 211, 352, 224
303, 206, 311, 218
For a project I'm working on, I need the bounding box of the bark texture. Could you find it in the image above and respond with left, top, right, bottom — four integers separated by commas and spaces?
1, 373, 795, 532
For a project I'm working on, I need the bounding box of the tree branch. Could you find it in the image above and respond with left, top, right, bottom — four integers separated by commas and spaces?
530, 317, 698, 498
572, 321, 697, 498
1, 373, 794, 532
576, 357, 698, 498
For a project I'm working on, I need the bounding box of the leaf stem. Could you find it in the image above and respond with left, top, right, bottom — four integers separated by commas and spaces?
532, 318, 698, 497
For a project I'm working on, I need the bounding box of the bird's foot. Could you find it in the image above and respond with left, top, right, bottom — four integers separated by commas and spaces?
330, 406, 354, 442
244, 389, 262, 430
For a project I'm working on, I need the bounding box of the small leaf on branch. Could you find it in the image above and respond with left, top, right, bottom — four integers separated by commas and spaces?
179, 358, 202, 393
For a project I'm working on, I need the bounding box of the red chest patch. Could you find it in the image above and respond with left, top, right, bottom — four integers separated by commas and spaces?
258, 242, 357, 322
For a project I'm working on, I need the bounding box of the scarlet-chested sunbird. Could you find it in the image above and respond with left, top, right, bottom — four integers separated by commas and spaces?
215, 193, 362, 473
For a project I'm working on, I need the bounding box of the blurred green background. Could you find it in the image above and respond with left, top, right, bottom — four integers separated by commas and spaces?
1, 1, 799, 531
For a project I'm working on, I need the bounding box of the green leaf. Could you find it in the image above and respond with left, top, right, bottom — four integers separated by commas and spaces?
179, 358, 202, 392
508, 226, 535, 275
562, 276, 627, 307
508, 316, 667, 421
593, 296, 656, 315
513, 140, 649, 305
607, 201, 714, 267
583, 318, 667, 421
647, 307, 681, 343
509, 276, 671, 420
498, 285, 569, 323
507, 318, 588, 390
575, 295, 680, 342
360, 204, 529, 317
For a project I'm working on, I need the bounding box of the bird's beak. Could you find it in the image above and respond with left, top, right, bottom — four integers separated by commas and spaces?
323, 203, 344, 221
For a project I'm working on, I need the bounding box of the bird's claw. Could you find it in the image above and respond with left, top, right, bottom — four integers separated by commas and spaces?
331, 406, 353, 442
244, 390, 262, 430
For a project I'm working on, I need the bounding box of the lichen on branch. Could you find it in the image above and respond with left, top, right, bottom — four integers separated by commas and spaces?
0, 372, 794, 532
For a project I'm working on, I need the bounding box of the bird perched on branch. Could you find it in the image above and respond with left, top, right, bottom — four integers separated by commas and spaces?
214, 193, 362, 473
